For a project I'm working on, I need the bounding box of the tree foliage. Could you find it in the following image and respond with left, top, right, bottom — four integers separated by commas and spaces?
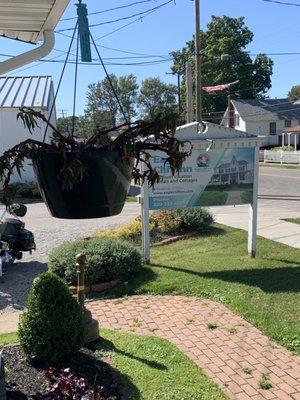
288, 85, 300, 102
138, 77, 178, 119
171, 16, 273, 120
85, 73, 138, 129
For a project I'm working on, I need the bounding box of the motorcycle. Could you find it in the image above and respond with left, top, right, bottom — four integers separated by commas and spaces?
0, 203, 36, 275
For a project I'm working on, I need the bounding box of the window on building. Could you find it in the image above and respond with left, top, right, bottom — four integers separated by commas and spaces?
235, 114, 240, 127
284, 119, 291, 128
221, 175, 229, 182
239, 173, 245, 181
269, 122, 277, 135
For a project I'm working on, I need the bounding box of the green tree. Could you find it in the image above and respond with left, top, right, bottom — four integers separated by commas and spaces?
288, 85, 300, 102
57, 115, 93, 138
137, 77, 178, 118
171, 16, 273, 120
85, 73, 138, 128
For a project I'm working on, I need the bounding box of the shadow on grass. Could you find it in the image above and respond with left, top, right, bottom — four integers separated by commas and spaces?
151, 263, 300, 293
90, 267, 158, 299
92, 337, 167, 371
194, 226, 227, 237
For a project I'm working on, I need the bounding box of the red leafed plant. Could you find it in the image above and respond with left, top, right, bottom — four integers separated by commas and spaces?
42, 368, 115, 400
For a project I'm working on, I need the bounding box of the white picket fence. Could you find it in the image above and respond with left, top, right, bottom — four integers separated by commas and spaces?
264, 150, 300, 164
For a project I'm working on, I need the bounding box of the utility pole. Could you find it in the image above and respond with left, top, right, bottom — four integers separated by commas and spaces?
166, 71, 181, 114
186, 61, 193, 123
195, 0, 202, 125
58, 109, 68, 119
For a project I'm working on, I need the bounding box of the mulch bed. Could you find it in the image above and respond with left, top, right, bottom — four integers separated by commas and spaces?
3, 343, 120, 399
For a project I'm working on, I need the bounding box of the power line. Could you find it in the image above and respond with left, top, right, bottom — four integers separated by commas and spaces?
60, 0, 157, 21
57, 0, 174, 32
95, 1, 175, 41
54, 34, 170, 59
261, 0, 300, 7
0, 53, 171, 68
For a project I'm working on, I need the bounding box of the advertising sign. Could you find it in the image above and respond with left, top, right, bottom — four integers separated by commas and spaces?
148, 148, 255, 210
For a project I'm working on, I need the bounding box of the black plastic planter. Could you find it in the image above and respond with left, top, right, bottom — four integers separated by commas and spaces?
32, 150, 133, 219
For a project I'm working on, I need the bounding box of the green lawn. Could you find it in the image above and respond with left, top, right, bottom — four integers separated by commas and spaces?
0, 332, 18, 345
127, 195, 138, 203
99, 329, 228, 400
110, 225, 300, 354
197, 190, 228, 206
282, 218, 300, 225
241, 190, 253, 204
0, 329, 228, 400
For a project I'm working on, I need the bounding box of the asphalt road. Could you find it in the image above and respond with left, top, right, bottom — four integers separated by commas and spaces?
258, 166, 300, 212
210, 165, 300, 248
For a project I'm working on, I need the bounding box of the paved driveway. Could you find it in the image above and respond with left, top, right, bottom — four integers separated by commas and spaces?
210, 166, 300, 249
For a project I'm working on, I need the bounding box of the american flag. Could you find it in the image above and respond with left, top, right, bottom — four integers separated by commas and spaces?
202, 80, 239, 93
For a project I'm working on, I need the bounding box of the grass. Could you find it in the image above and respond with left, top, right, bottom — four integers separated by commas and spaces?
109, 224, 300, 354
282, 218, 300, 225
242, 367, 253, 375
241, 190, 253, 204
206, 321, 218, 330
197, 190, 228, 206
126, 195, 138, 203
258, 373, 272, 390
0, 332, 18, 346
99, 329, 228, 400
0, 329, 228, 399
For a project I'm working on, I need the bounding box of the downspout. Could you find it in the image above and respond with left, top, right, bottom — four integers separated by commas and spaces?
0, 30, 55, 76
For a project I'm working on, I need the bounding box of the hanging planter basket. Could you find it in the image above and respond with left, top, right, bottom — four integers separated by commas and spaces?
32, 150, 133, 219
0, 0, 192, 220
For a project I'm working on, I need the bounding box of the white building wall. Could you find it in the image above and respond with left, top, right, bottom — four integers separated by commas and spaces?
235, 117, 299, 147
0, 96, 56, 183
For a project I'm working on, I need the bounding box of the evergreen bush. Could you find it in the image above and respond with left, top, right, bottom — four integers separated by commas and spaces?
19, 272, 86, 363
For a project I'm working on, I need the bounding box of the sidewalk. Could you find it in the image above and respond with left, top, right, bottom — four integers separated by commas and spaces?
88, 295, 300, 400
210, 201, 300, 249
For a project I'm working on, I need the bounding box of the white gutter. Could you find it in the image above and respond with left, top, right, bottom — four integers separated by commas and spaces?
0, 30, 55, 76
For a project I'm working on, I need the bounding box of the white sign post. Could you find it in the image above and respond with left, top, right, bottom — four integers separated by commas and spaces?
141, 180, 150, 264
248, 146, 259, 258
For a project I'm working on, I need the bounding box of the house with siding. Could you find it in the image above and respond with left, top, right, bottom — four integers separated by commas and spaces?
209, 155, 253, 186
0, 76, 56, 182
221, 98, 300, 148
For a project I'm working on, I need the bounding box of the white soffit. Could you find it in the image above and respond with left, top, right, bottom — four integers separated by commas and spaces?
0, 0, 70, 43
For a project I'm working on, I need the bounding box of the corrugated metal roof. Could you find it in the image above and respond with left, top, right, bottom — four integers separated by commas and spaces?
0, 0, 70, 43
0, 76, 53, 108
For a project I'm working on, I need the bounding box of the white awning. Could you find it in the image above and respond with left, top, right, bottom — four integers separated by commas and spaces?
0, 0, 70, 43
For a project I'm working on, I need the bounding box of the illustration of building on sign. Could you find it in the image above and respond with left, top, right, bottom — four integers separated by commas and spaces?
209, 155, 254, 186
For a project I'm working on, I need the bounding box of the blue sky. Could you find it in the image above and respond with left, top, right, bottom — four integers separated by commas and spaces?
1, 0, 300, 116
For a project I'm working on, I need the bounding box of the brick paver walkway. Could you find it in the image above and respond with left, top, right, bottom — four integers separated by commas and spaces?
87, 295, 300, 400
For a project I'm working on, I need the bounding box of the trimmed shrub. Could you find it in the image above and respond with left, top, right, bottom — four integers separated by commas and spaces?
49, 237, 142, 285
169, 208, 214, 233
19, 272, 86, 363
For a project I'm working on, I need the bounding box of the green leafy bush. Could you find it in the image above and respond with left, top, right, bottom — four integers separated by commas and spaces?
12, 182, 41, 198
152, 208, 214, 234
49, 237, 142, 285
19, 272, 86, 363
96, 208, 214, 243
0, 182, 41, 202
